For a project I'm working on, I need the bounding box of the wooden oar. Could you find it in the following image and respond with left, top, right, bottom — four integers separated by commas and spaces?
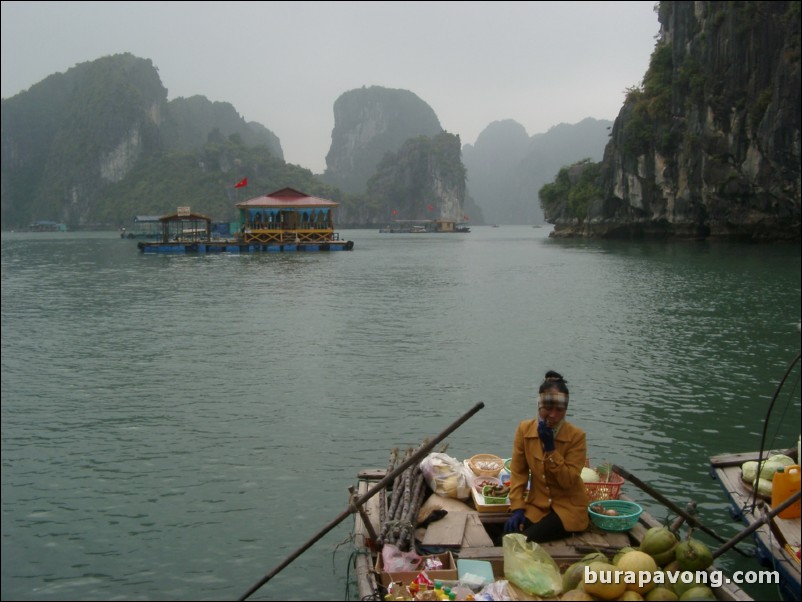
237, 401, 485, 601
612, 464, 753, 557
712, 490, 802, 559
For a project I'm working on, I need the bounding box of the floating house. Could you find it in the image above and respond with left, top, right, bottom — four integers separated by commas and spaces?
137, 188, 354, 254
378, 218, 470, 234
434, 218, 470, 233
28, 220, 67, 232
121, 215, 162, 239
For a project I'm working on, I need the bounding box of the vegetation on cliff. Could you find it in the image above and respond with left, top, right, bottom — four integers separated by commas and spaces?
539, 159, 602, 222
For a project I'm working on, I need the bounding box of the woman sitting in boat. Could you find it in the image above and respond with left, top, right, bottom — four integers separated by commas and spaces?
504, 370, 590, 542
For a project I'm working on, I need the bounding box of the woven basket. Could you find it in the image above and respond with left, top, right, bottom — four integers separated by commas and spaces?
584, 471, 625, 501
588, 500, 642, 532
468, 454, 504, 477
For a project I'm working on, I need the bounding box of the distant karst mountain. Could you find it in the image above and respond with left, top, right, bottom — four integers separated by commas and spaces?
362, 132, 466, 226
161, 95, 283, 157
0, 53, 284, 228
462, 117, 613, 225
321, 86, 443, 194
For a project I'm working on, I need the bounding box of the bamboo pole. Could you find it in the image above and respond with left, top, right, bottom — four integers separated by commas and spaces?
712, 490, 802, 559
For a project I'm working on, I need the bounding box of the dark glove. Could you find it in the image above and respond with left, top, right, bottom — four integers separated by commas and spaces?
504, 509, 526, 534
538, 420, 555, 452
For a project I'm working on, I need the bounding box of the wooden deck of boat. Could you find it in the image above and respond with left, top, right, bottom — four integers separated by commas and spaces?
710, 451, 801, 601
353, 468, 754, 601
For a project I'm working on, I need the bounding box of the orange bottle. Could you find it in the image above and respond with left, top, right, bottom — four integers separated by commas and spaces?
771, 464, 801, 519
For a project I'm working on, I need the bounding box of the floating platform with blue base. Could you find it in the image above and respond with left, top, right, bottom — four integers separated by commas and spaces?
135, 187, 354, 254
138, 239, 354, 254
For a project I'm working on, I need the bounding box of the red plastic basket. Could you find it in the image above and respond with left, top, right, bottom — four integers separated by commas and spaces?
584, 471, 624, 501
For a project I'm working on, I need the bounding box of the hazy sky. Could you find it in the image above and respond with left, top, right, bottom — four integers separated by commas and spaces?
2, 1, 660, 173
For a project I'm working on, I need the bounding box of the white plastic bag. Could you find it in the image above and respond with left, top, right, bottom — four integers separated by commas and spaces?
381, 543, 421, 572
476, 579, 514, 600
419, 452, 472, 500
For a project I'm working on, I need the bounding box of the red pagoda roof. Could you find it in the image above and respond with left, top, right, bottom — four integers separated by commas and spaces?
235, 187, 339, 209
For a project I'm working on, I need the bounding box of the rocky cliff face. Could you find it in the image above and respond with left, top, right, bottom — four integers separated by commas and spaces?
322, 86, 443, 194
548, 1, 800, 240
340, 132, 465, 226
1, 54, 167, 226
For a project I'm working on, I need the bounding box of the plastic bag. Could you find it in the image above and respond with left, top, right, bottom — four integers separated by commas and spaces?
475, 579, 514, 600
419, 452, 472, 500
381, 543, 421, 572
502, 533, 563, 597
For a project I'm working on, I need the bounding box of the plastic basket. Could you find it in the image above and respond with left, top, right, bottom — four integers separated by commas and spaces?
472, 475, 500, 494
468, 454, 503, 477
588, 500, 642, 531
481, 485, 509, 504
584, 471, 624, 501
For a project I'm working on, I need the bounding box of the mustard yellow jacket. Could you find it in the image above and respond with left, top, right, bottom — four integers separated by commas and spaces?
508, 418, 589, 532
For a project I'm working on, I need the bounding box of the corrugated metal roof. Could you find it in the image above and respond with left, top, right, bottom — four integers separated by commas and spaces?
158, 212, 212, 222
236, 187, 339, 208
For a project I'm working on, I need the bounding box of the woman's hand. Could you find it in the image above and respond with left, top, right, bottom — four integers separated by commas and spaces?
538, 420, 555, 452
504, 509, 526, 534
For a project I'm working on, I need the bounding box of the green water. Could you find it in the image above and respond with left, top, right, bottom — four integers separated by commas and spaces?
2, 227, 799, 600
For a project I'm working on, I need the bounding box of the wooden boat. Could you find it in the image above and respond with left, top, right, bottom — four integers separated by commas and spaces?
351, 465, 755, 601
235, 404, 755, 602
708, 351, 801, 602
710, 450, 801, 602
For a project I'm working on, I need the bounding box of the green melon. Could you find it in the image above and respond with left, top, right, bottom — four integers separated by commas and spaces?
678, 585, 716, 600
641, 527, 679, 566
562, 560, 589, 592
674, 539, 713, 572
645, 585, 679, 601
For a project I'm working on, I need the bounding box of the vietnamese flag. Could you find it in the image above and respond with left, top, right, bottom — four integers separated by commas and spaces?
391, 209, 399, 216
427, 204, 434, 212
234, 177, 248, 188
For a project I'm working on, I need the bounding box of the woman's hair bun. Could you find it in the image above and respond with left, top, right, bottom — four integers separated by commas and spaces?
544, 370, 565, 382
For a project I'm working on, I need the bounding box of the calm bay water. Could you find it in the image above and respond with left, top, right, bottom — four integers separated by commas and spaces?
2, 226, 800, 601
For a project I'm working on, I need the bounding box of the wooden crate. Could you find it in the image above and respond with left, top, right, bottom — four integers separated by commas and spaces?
375, 551, 457, 587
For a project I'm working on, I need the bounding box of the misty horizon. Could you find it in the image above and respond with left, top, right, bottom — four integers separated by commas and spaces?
1, 1, 659, 173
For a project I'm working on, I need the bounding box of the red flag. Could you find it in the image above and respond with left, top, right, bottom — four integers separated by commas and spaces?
391, 209, 399, 216
463, 215, 469, 221
234, 177, 248, 188
427, 204, 434, 212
